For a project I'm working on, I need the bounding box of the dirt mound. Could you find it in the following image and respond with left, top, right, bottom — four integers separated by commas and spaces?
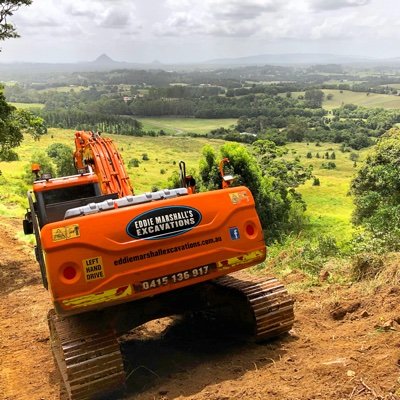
1, 215, 400, 400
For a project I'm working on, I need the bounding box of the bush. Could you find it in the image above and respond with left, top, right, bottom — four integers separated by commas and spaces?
301, 235, 339, 274
142, 153, 149, 161
349, 152, 359, 161
47, 143, 75, 177
351, 253, 384, 281
23, 152, 56, 184
351, 128, 400, 251
128, 158, 140, 168
0, 149, 19, 161
321, 162, 336, 169
199, 140, 312, 242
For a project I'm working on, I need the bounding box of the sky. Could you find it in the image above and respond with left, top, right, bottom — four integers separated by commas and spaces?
0, 0, 399, 63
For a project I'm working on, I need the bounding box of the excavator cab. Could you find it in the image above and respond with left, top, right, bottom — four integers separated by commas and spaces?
24, 167, 118, 289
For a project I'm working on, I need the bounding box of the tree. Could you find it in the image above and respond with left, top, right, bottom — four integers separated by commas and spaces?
0, 90, 47, 160
46, 143, 76, 177
0, 1, 32, 44
285, 118, 307, 142
0, 1, 46, 161
304, 89, 325, 108
199, 140, 312, 242
0, 92, 22, 158
23, 151, 56, 184
351, 128, 400, 250
349, 152, 359, 162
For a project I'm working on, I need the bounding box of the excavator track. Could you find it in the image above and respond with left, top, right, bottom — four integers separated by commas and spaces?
47, 309, 125, 400
214, 274, 295, 341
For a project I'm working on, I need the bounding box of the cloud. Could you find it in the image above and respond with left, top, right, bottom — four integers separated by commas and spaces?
310, 15, 354, 39
155, 0, 284, 37
208, 0, 280, 20
16, 15, 60, 28
98, 9, 131, 28
63, 4, 99, 19
154, 12, 204, 36
208, 21, 262, 37
309, 0, 371, 11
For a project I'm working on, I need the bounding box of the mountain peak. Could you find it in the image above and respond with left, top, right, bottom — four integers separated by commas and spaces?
93, 54, 116, 64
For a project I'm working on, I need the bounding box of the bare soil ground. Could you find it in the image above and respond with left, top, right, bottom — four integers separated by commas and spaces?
1, 215, 400, 400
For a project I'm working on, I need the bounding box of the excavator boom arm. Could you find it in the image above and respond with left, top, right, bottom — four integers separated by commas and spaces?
74, 130, 134, 197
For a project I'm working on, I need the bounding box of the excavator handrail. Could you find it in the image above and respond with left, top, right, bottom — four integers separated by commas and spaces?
74, 131, 134, 198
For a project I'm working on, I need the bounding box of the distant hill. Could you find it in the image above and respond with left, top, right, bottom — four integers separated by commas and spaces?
205, 53, 374, 66
93, 54, 118, 65
1, 52, 400, 82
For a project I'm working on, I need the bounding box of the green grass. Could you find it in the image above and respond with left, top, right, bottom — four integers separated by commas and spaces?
322, 89, 400, 110
288, 89, 400, 110
383, 83, 400, 89
138, 117, 237, 135
10, 102, 44, 110
35, 85, 86, 93
322, 79, 365, 85
282, 142, 370, 244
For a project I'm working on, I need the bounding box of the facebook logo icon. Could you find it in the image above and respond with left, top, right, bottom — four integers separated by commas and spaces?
229, 227, 240, 240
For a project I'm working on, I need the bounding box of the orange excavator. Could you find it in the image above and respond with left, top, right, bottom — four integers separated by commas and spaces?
23, 131, 294, 400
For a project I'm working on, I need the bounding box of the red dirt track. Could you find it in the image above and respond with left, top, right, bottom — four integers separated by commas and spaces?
1, 216, 400, 400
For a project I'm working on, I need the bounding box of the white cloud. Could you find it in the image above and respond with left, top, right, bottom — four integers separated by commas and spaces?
310, 15, 355, 39
98, 9, 131, 28
154, 12, 204, 36
207, 0, 281, 20
308, 0, 371, 11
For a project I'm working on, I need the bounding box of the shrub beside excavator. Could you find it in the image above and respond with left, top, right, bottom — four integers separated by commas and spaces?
23, 130, 294, 400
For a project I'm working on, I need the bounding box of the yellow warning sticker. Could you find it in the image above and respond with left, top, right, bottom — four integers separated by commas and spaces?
217, 249, 265, 270
62, 285, 133, 309
229, 191, 249, 205
52, 224, 80, 242
82, 256, 105, 282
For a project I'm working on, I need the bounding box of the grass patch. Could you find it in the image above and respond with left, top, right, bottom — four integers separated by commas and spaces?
322, 89, 400, 110
10, 102, 44, 110
285, 89, 400, 110
283, 142, 369, 244
36, 85, 86, 93
138, 117, 237, 135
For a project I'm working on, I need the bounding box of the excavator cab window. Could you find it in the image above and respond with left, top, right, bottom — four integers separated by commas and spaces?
35, 183, 117, 227
42, 184, 97, 205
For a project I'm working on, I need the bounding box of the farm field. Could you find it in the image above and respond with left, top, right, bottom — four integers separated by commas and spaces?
289, 89, 400, 110
9, 102, 44, 109
35, 85, 87, 93
137, 117, 237, 135
322, 89, 400, 110
283, 142, 369, 243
